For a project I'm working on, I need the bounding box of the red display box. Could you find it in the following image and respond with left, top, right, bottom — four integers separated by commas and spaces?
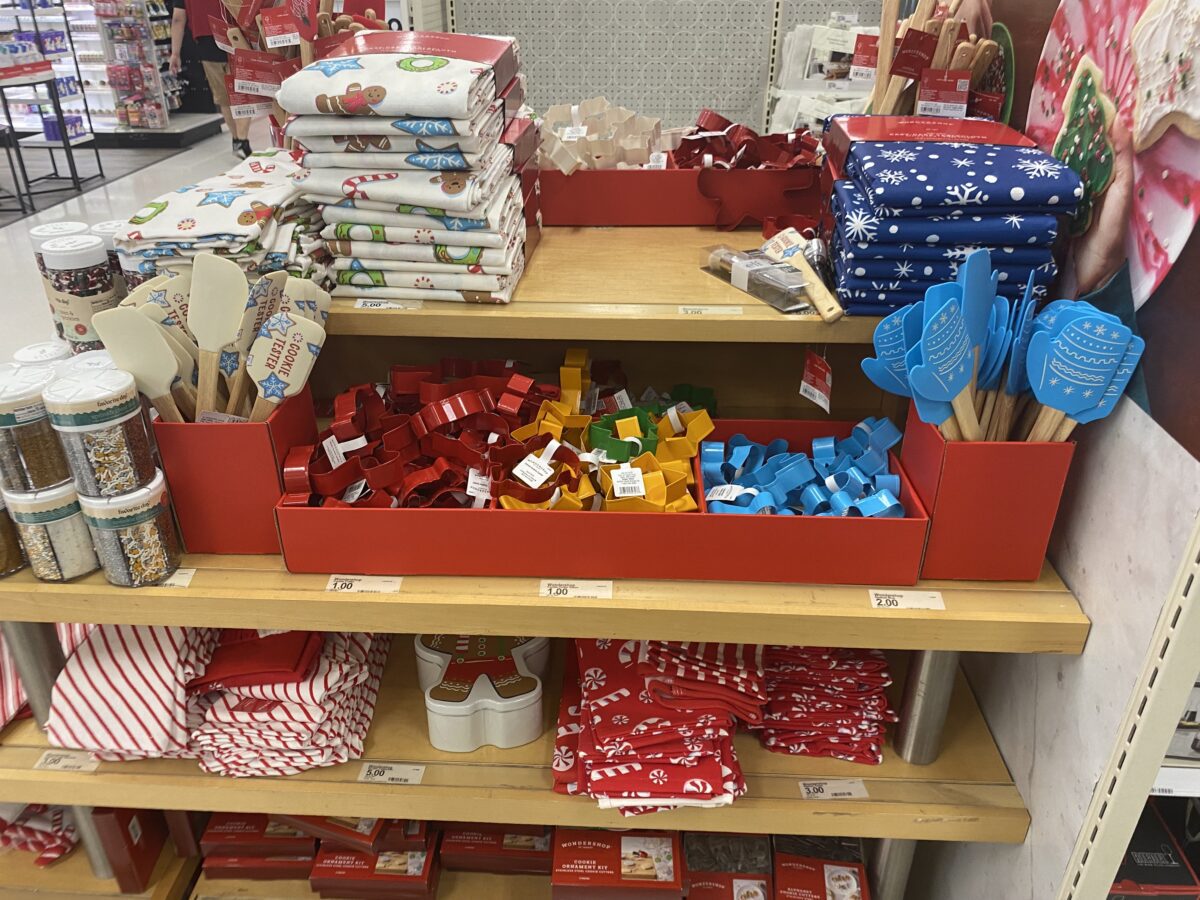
538, 165, 820, 228
900, 404, 1074, 581
275, 419, 929, 585
203, 854, 316, 880
200, 813, 316, 858
775, 849, 871, 900
552, 829, 683, 899
154, 387, 317, 554
92, 808, 168, 895
440, 825, 553, 875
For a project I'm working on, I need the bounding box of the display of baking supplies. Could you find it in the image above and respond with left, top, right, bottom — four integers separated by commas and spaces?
0, 363, 72, 492
12, 340, 70, 367
79, 468, 181, 587
957, 248, 1001, 395
415, 635, 551, 753
0, 493, 26, 577
900, 301, 963, 441
223, 270, 287, 418
90, 219, 131, 300
92, 307, 187, 423
987, 281, 1038, 441
187, 254, 252, 419
43, 369, 157, 497
244, 311, 326, 422
40, 235, 121, 355
2, 481, 99, 582
30, 220, 89, 339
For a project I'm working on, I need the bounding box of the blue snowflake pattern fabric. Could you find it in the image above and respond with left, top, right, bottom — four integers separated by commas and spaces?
834, 231, 1052, 266
844, 142, 1084, 218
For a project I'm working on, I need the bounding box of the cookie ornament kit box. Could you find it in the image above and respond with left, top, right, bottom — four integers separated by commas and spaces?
308, 842, 440, 899
440, 825, 554, 875
551, 829, 684, 900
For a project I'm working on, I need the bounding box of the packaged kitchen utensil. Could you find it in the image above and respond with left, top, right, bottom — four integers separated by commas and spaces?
0, 363, 72, 492
78, 468, 182, 587
684, 833, 772, 900
2, 481, 99, 582
44, 369, 156, 498
40, 235, 120, 355
439, 825, 553, 874
703, 245, 813, 314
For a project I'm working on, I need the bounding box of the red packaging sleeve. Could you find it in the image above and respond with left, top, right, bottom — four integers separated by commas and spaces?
821, 114, 1035, 175
91, 808, 167, 895
330, 31, 519, 92
552, 829, 683, 895
203, 854, 316, 880
274, 815, 387, 853
200, 813, 316, 857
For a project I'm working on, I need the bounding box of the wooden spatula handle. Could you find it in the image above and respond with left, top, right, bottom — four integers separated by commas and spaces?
150, 393, 185, 424
938, 415, 963, 441
226, 366, 251, 416
197, 349, 222, 418
250, 397, 277, 422
951, 389, 983, 441
172, 384, 196, 422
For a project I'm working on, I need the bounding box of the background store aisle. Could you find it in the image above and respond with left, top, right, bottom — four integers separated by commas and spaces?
0, 121, 270, 360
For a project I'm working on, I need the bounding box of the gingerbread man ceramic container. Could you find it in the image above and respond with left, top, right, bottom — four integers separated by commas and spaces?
415, 635, 551, 752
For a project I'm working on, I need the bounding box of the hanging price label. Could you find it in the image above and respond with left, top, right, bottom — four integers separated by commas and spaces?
799, 778, 869, 800
512, 453, 554, 489
611, 466, 646, 498
357, 762, 425, 785
868, 589, 945, 610
799, 350, 833, 414
34, 749, 98, 773
326, 575, 402, 593
260, 7, 301, 47
161, 567, 196, 588
539, 579, 614, 599
341, 479, 368, 503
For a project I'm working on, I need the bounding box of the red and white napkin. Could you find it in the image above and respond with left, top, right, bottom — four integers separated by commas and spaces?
0, 624, 92, 729
0, 804, 78, 866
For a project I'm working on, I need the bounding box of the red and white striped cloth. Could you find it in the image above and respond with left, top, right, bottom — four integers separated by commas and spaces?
45, 625, 220, 760
0, 804, 78, 866
0, 624, 93, 729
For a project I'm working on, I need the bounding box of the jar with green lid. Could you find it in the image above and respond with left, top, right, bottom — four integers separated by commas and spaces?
12, 340, 70, 367
44, 369, 154, 498
0, 494, 26, 577
0, 363, 72, 492
79, 468, 180, 587
2, 482, 98, 582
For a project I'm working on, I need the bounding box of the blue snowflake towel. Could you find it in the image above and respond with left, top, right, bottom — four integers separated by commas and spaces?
834, 230, 1054, 266
844, 142, 1084, 218
833, 181, 1060, 246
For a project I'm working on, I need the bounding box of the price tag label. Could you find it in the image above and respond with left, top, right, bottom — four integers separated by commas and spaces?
161, 567, 196, 588
705, 484, 757, 503
612, 389, 632, 410
230, 48, 288, 97
260, 6, 301, 47
353, 298, 423, 310
849, 33, 879, 82
644, 151, 668, 169
466, 468, 492, 500
326, 575, 402, 593
560, 125, 588, 142
34, 749, 98, 773
512, 454, 554, 489
196, 411, 248, 424
678, 305, 744, 316
916, 69, 971, 119
208, 16, 233, 52
799, 778, 868, 800
611, 466, 646, 498
799, 349, 833, 414
226, 76, 274, 118
341, 479, 367, 503
322, 434, 348, 470
868, 589, 945, 610
357, 762, 425, 785
540, 579, 614, 599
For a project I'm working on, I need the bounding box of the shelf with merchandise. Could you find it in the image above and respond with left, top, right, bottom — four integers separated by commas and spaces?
0, 642, 1029, 843
0, 842, 196, 899
188, 871, 548, 900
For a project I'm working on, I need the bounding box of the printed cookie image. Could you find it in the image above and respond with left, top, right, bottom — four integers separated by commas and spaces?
1130, 0, 1200, 152
430, 172, 468, 195
237, 201, 275, 227
315, 83, 388, 116
335, 134, 393, 152
422, 635, 540, 702
620, 850, 657, 880
1052, 54, 1116, 234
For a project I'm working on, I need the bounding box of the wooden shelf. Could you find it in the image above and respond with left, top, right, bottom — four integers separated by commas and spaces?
0, 844, 195, 899
0, 555, 1088, 654
189, 870, 548, 899
0, 642, 1028, 844
324, 227, 881, 343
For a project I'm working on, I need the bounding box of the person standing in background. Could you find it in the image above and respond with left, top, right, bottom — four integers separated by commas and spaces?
169, 0, 253, 158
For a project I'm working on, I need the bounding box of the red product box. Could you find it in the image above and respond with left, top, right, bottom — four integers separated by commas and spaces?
688, 872, 772, 900
684, 833, 772, 900
379, 820, 428, 852
552, 829, 683, 899
503, 116, 540, 172
275, 418, 928, 584
199, 813, 316, 858
154, 386, 317, 554
164, 810, 209, 858
498, 73, 526, 122
203, 854, 316, 880
274, 815, 388, 853
441, 825, 553, 875
91, 808, 167, 895
330, 31, 519, 93
900, 404, 1074, 581
1111, 801, 1200, 898
775, 851, 871, 900
309, 842, 440, 898
431, 821, 547, 837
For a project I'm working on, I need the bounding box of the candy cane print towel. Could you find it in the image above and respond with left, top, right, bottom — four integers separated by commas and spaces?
300, 147, 486, 171
276, 54, 497, 119
332, 260, 517, 291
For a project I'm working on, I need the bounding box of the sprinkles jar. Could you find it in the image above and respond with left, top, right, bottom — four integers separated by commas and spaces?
0, 363, 72, 492
0, 495, 26, 577
59, 350, 115, 376
30, 221, 89, 340
89, 220, 129, 301
12, 340, 70, 367
2, 482, 99, 582
40, 235, 119, 355
79, 469, 180, 587
44, 369, 155, 498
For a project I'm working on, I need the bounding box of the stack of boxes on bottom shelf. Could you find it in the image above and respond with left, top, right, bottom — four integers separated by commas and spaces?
277, 31, 540, 306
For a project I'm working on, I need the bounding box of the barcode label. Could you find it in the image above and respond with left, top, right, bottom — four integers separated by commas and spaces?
358, 762, 425, 785
800, 778, 868, 800
869, 590, 945, 610
34, 750, 98, 773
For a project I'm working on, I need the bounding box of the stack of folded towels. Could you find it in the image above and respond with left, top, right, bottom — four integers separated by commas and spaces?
747, 645, 898, 765
114, 150, 326, 287
832, 141, 1084, 314
277, 37, 530, 305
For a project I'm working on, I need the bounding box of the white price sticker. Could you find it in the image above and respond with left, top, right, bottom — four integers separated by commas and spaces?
611, 389, 632, 410
705, 484, 757, 503
326, 575, 402, 593
264, 30, 300, 48
231, 100, 273, 119
322, 435, 348, 470
358, 762, 425, 785
196, 411, 248, 424
161, 567, 196, 588
611, 466, 646, 498
678, 305, 744, 316
539, 579, 614, 599
799, 778, 868, 800
868, 590, 945, 610
341, 479, 367, 503
353, 298, 423, 310
512, 453, 554, 489
34, 749, 98, 773
849, 64, 876, 82
466, 468, 492, 500
560, 125, 588, 142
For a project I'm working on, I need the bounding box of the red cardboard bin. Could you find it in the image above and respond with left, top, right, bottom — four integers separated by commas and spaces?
275, 418, 929, 585
900, 404, 1074, 581
154, 387, 317, 554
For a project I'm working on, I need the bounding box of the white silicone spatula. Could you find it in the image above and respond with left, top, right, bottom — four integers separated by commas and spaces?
186, 253, 251, 418
139, 299, 198, 363
280, 277, 332, 325
92, 307, 186, 423
225, 270, 288, 415
137, 306, 199, 420
245, 311, 327, 422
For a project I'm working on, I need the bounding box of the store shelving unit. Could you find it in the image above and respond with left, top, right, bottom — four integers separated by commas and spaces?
0, 839, 195, 899
190, 870, 548, 899
94, 0, 168, 128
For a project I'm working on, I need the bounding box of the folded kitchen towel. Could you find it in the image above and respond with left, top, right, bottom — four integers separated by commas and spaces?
332, 259, 517, 291
300, 147, 486, 171
316, 174, 521, 233
331, 282, 517, 304
319, 201, 521, 248
835, 232, 1054, 266
325, 222, 524, 267
285, 102, 504, 152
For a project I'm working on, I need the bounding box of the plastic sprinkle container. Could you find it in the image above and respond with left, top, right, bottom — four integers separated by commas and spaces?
80, 468, 181, 587
29, 221, 89, 340
40, 235, 119, 354
2, 482, 98, 582
44, 369, 155, 498
90, 220, 129, 300
59, 350, 116, 376
0, 363, 71, 492
12, 340, 70, 367
0, 495, 26, 577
